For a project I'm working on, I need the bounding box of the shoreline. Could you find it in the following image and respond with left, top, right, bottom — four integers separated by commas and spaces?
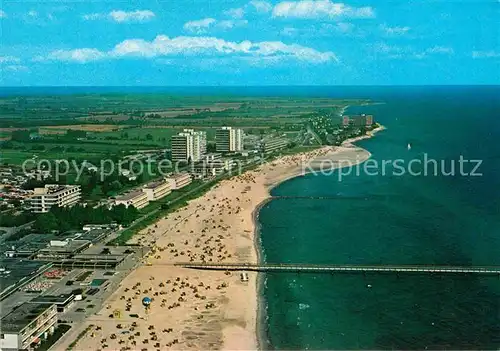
251, 124, 385, 350
252, 198, 271, 351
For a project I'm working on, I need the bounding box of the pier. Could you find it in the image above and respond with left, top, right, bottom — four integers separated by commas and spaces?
175, 262, 500, 275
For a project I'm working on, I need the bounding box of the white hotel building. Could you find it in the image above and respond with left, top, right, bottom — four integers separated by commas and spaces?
29, 185, 81, 213
165, 172, 192, 190
215, 127, 243, 153
114, 190, 149, 209
142, 180, 171, 201
171, 129, 207, 163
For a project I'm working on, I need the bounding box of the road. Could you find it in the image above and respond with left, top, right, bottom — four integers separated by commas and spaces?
306, 124, 323, 145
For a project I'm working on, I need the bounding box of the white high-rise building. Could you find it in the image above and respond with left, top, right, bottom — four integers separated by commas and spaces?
171, 133, 193, 163
171, 129, 206, 163
216, 127, 243, 153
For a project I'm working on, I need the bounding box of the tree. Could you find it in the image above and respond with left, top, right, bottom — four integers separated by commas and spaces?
33, 212, 59, 232
23, 178, 51, 190
10, 199, 21, 207
66, 130, 87, 139
206, 143, 216, 152
110, 204, 138, 225
11, 130, 31, 142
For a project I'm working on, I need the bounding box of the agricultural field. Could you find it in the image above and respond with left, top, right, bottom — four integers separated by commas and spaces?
0, 94, 367, 167
0, 140, 157, 166
39, 124, 126, 134
0, 149, 104, 165
89, 126, 216, 147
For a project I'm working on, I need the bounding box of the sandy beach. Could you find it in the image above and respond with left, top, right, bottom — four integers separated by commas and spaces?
58, 126, 383, 351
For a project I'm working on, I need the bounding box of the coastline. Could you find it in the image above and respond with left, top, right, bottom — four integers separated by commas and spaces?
251, 124, 385, 350
62, 126, 384, 351
252, 198, 271, 351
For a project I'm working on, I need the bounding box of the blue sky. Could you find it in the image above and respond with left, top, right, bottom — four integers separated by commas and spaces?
0, 0, 499, 86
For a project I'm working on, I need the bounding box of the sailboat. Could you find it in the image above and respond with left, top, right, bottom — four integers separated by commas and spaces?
407, 143, 412, 150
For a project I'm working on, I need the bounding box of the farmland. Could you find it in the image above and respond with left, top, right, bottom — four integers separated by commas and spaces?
0, 94, 368, 166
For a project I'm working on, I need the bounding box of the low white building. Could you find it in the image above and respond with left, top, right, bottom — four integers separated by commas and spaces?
29, 184, 81, 213
204, 153, 222, 162
191, 158, 237, 178
114, 190, 149, 209
142, 180, 171, 201
165, 172, 192, 190
260, 138, 289, 154
82, 224, 117, 231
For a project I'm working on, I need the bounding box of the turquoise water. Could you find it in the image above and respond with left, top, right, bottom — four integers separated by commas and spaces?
2, 85, 498, 349
259, 86, 500, 349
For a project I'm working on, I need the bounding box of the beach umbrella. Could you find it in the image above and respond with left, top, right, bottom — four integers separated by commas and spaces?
142, 296, 152, 315
142, 296, 152, 307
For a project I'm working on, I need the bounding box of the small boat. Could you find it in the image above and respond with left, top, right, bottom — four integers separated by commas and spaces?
366, 284, 372, 288
407, 143, 412, 150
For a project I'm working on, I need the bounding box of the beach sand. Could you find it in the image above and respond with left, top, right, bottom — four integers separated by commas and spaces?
58, 127, 382, 351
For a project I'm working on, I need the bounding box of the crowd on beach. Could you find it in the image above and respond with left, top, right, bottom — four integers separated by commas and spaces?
63, 144, 372, 351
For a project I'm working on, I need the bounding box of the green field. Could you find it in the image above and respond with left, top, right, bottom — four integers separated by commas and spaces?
0, 150, 105, 165
0, 94, 369, 168
0, 141, 157, 165
0, 94, 363, 122
90, 126, 217, 147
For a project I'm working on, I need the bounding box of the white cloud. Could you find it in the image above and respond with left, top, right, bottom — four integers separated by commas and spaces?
272, 0, 375, 19
184, 18, 248, 32
250, 1, 273, 13
324, 22, 354, 33
83, 10, 155, 23
82, 13, 104, 20
0, 10, 7, 18
183, 18, 217, 33
425, 46, 454, 55
0, 56, 21, 63
374, 43, 393, 52
4, 65, 30, 72
109, 10, 155, 23
380, 24, 410, 36
281, 27, 298, 36
280, 22, 357, 38
44, 48, 106, 63
472, 50, 500, 59
374, 43, 454, 59
217, 19, 249, 29
41, 35, 338, 64
224, 7, 245, 19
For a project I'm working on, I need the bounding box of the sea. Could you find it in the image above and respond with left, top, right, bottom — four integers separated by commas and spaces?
258, 86, 500, 350
2, 85, 499, 349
